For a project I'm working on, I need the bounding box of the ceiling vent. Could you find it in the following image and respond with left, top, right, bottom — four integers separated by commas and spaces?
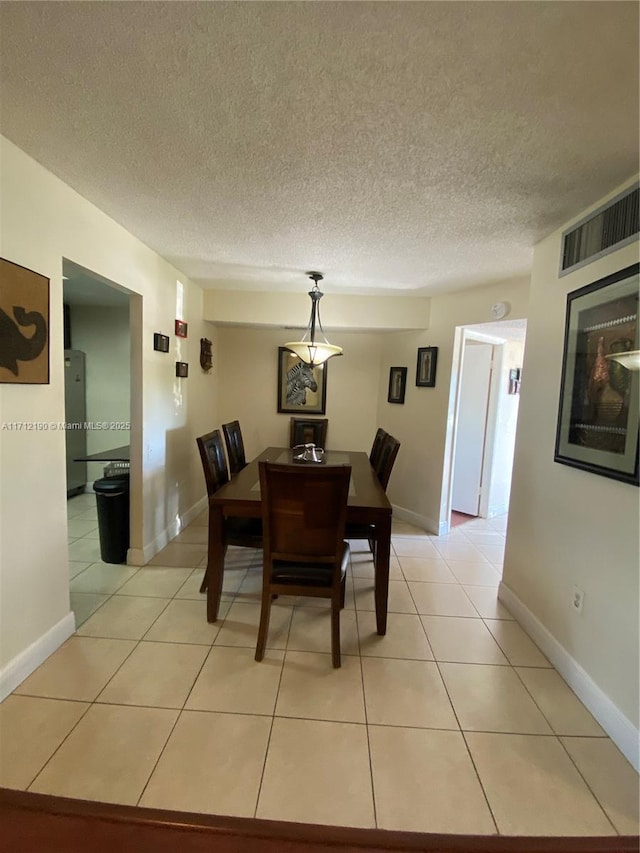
560, 184, 639, 275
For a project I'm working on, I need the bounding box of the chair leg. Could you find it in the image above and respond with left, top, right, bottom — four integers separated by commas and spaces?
201, 543, 228, 595
199, 568, 208, 594
331, 595, 341, 668
339, 575, 346, 609
255, 592, 272, 662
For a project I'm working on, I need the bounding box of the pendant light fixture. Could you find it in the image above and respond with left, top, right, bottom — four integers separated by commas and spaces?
284, 272, 343, 367
605, 350, 640, 371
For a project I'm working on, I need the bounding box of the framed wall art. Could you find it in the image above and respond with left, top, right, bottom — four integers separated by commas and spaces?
0, 257, 50, 384
175, 361, 189, 378
200, 337, 213, 372
175, 319, 188, 338
416, 346, 438, 387
153, 333, 170, 352
388, 366, 407, 404
554, 263, 639, 486
277, 347, 327, 414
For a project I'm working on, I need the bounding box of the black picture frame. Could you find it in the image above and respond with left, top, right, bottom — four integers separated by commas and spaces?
0, 257, 50, 384
416, 346, 438, 387
153, 333, 170, 353
277, 347, 328, 414
554, 263, 639, 486
388, 366, 407, 404
175, 361, 189, 378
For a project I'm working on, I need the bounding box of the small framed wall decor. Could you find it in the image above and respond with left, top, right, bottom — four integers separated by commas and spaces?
416, 346, 438, 387
508, 368, 522, 395
388, 366, 407, 404
175, 319, 188, 338
153, 333, 170, 353
175, 361, 189, 378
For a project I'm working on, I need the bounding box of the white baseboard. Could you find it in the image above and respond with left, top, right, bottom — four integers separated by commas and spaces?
128, 495, 209, 566
487, 502, 509, 519
391, 504, 441, 535
0, 611, 76, 701
498, 581, 640, 772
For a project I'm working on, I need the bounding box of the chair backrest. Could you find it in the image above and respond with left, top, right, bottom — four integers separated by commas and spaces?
376, 434, 400, 491
196, 430, 229, 497
259, 461, 350, 562
290, 417, 328, 449
222, 420, 247, 476
369, 428, 388, 469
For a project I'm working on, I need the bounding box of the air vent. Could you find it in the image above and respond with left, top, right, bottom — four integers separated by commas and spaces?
561, 185, 639, 274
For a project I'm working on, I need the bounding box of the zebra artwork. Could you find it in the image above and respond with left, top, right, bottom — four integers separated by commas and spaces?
286, 361, 318, 406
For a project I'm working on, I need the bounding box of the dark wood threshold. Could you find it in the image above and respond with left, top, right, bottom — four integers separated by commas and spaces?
1, 788, 637, 853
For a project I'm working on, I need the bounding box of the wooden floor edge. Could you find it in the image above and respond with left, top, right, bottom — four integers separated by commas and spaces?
1, 788, 637, 853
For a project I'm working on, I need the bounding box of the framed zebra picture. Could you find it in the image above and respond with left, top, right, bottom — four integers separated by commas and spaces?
277, 347, 328, 414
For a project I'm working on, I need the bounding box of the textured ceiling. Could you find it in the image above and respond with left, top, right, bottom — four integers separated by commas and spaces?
0, 2, 638, 297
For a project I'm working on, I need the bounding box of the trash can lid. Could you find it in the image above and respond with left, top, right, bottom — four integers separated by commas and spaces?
93, 477, 129, 494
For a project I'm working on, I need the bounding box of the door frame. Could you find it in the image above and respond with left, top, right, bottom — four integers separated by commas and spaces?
443, 326, 505, 531
62, 259, 142, 562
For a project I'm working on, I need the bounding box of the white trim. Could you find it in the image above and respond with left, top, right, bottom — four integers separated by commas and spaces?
499, 581, 640, 772
486, 502, 510, 519
0, 611, 76, 701
444, 327, 509, 528
127, 495, 208, 566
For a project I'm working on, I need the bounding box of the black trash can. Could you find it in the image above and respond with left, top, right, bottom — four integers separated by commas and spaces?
93, 474, 130, 564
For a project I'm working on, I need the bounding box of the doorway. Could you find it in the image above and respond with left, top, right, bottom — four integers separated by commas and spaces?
445, 320, 527, 533
63, 259, 136, 625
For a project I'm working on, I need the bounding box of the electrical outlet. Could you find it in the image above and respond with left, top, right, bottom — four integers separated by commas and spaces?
572, 586, 584, 614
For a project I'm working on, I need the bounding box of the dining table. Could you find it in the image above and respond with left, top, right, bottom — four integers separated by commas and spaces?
205, 446, 393, 634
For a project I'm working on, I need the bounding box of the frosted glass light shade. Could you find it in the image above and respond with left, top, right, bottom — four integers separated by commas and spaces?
283, 341, 343, 366
605, 350, 640, 371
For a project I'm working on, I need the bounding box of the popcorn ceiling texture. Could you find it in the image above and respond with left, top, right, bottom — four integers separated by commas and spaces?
0, 1, 637, 295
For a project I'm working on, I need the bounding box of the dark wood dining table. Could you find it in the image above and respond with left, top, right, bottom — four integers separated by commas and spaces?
205, 447, 393, 634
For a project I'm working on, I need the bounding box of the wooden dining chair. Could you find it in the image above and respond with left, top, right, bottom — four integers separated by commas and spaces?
369, 427, 388, 469
255, 461, 351, 668
196, 430, 262, 593
222, 420, 247, 476
345, 433, 400, 557
289, 417, 328, 449
376, 433, 401, 491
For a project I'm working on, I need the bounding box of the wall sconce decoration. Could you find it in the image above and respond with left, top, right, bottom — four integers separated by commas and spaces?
153, 333, 170, 353
175, 319, 188, 338
200, 338, 213, 372
175, 361, 189, 378
508, 368, 522, 395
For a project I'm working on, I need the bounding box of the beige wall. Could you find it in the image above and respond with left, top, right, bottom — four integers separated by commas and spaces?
503, 178, 640, 732
204, 290, 430, 331
0, 137, 217, 678
375, 279, 531, 531
216, 327, 383, 456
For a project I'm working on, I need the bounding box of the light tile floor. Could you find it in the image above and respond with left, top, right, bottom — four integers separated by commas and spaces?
0, 494, 638, 836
